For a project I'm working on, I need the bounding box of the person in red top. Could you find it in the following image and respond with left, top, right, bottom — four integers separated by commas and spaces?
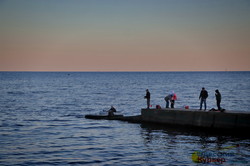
170, 91, 177, 108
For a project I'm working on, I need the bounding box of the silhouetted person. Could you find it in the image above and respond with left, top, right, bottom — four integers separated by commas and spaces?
215, 89, 221, 110
199, 87, 208, 110
165, 93, 172, 108
144, 89, 151, 109
108, 106, 117, 116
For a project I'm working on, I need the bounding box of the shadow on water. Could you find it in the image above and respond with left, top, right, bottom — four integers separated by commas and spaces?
140, 122, 250, 139
139, 122, 250, 165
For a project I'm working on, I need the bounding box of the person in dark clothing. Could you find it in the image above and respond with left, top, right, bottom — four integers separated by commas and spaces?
144, 89, 151, 109
199, 87, 208, 110
164, 93, 172, 108
215, 89, 221, 110
108, 106, 117, 116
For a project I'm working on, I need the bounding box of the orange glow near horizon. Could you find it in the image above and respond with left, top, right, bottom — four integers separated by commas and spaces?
1, 0, 250, 71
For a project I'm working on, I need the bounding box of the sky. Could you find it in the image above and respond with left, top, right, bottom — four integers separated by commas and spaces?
0, 0, 250, 71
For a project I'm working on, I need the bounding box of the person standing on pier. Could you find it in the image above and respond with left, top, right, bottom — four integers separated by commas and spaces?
170, 91, 177, 108
144, 89, 151, 109
199, 87, 208, 110
215, 89, 221, 110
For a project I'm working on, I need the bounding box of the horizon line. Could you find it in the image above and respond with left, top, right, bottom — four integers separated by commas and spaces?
1, 70, 249, 73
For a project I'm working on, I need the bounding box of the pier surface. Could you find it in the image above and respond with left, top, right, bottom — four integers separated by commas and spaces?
85, 108, 250, 134
141, 108, 250, 130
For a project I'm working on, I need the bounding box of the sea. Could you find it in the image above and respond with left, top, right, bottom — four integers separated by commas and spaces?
0, 71, 250, 166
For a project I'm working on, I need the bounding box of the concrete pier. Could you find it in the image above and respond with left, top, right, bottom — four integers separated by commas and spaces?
85, 108, 250, 135
141, 108, 250, 130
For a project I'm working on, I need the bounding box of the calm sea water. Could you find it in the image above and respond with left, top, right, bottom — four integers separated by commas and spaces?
0, 72, 250, 165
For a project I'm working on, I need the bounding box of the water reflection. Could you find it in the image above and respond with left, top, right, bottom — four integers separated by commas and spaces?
140, 123, 250, 165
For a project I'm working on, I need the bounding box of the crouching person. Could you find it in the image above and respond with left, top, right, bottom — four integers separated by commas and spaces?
108, 106, 117, 116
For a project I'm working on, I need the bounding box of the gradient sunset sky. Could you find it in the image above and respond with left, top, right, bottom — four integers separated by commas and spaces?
1, 0, 250, 71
